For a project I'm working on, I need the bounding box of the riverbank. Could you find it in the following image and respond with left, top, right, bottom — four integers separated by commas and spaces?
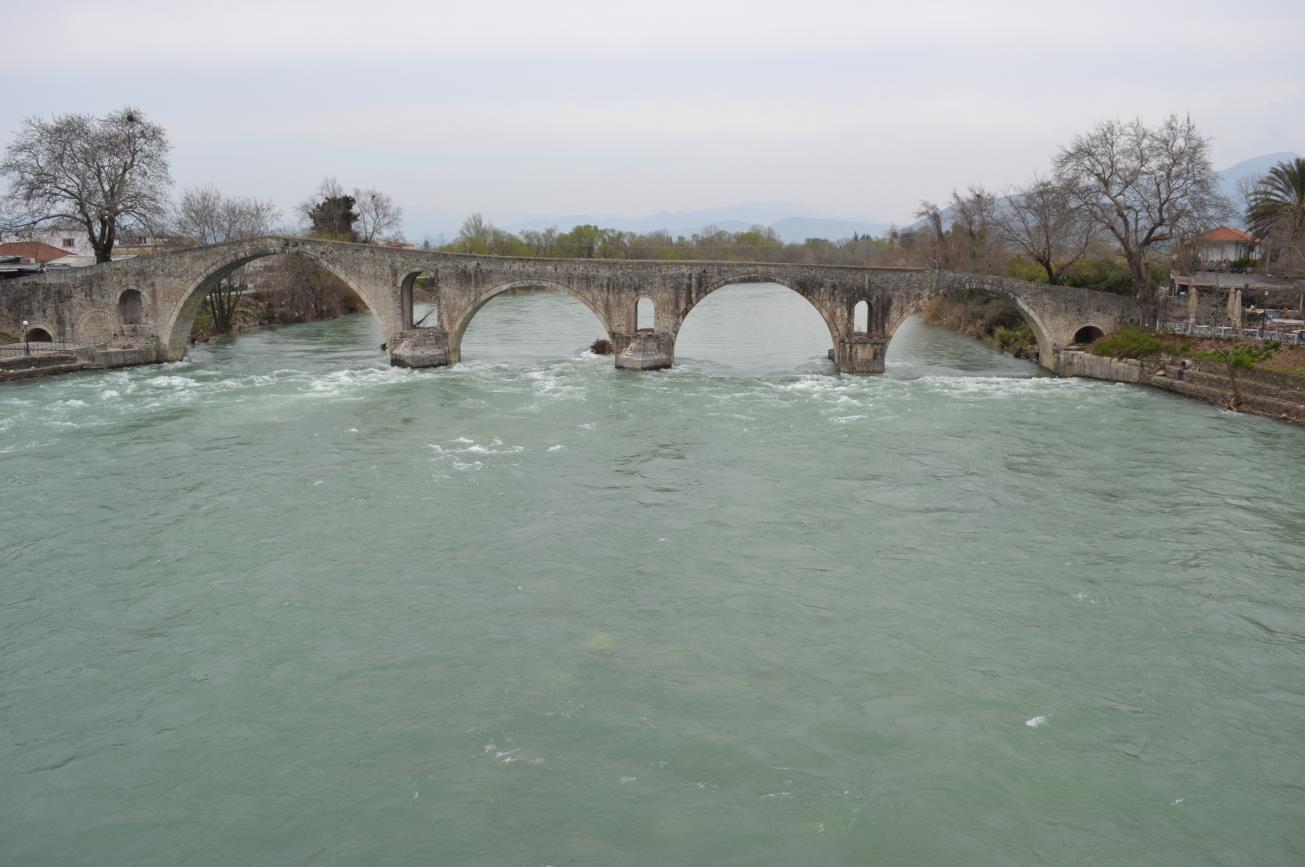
1059, 348, 1305, 425
0, 344, 160, 383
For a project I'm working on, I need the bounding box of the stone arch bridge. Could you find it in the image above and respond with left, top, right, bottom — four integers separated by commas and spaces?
0, 236, 1133, 374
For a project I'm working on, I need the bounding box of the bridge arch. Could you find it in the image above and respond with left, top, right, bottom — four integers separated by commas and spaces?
635, 295, 656, 331
853, 298, 870, 334
118, 289, 144, 326
1073, 324, 1104, 345
680, 273, 842, 348
24, 325, 54, 343
400, 269, 439, 329
895, 276, 1059, 369
160, 242, 395, 361
446, 279, 614, 362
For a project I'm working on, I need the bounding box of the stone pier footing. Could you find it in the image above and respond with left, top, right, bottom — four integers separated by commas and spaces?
389, 329, 450, 369
616, 331, 674, 370
836, 336, 888, 374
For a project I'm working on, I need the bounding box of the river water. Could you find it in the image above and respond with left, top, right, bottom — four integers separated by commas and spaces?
3, 285, 1304, 866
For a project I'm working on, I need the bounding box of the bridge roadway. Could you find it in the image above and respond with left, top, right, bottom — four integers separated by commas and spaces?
0, 236, 1134, 374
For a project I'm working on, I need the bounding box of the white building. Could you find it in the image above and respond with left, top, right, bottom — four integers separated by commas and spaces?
1193, 226, 1258, 267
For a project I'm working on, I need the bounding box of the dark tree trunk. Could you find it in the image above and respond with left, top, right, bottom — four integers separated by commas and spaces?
1125, 250, 1157, 325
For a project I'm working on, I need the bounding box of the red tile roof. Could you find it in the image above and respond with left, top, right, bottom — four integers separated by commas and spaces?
0, 241, 74, 263
1195, 226, 1254, 243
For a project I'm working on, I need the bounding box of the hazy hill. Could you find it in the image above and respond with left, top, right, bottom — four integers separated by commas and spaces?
494, 203, 893, 244
1216, 152, 1298, 219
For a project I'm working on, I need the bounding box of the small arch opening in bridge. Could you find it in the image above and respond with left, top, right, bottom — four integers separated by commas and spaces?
25, 327, 53, 342
459, 283, 611, 365
636, 296, 655, 332
676, 281, 836, 374
403, 270, 438, 329
118, 289, 143, 325
853, 299, 870, 334
1073, 325, 1104, 345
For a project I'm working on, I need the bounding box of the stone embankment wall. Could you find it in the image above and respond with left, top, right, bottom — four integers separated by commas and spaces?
0, 345, 159, 384
1058, 350, 1305, 425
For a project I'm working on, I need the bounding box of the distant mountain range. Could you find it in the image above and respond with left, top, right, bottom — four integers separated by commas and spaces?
1215, 152, 1298, 218
430, 153, 1297, 244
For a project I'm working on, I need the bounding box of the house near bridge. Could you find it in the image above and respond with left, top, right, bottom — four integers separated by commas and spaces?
1192, 226, 1259, 268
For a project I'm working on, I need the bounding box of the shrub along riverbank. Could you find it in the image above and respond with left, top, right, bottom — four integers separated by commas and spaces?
921, 292, 1038, 361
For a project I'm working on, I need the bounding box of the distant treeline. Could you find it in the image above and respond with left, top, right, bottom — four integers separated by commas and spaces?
437, 213, 1149, 296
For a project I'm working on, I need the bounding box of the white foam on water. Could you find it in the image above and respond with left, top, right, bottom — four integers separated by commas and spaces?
1025, 715, 1049, 728
913, 375, 1083, 399
547, 444, 565, 451
302, 366, 412, 399
619, 776, 637, 784
146, 375, 198, 389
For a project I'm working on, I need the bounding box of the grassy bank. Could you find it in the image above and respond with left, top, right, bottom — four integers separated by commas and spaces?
1084, 326, 1305, 423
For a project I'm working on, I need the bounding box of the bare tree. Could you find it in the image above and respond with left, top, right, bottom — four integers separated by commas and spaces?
354, 188, 403, 243
173, 186, 280, 246
1, 106, 172, 263
993, 175, 1096, 284
1055, 115, 1227, 317
170, 186, 281, 332
913, 201, 950, 269
950, 186, 1000, 272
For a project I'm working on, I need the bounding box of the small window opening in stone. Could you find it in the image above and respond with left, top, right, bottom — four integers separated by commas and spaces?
636, 297, 655, 331
853, 300, 869, 333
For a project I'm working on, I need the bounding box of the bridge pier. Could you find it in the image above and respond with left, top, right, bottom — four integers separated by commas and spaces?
389, 329, 451, 369
835, 336, 887, 374
615, 331, 674, 370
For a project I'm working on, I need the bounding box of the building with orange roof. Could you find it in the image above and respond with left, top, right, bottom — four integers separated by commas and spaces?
0, 241, 76, 264
1193, 226, 1258, 267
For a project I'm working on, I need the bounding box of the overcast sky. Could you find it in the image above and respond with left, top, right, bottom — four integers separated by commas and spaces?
4, 0, 1302, 238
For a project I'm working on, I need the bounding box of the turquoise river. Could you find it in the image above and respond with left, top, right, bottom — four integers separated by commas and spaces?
2, 285, 1304, 865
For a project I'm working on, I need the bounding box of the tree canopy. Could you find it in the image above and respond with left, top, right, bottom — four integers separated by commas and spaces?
1055, 115, 1226, 313
1, 106, 172, 262
1246, 157, 1305, 269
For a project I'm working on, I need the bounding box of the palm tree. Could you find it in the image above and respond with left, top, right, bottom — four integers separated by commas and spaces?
1246, 157, 1305, 245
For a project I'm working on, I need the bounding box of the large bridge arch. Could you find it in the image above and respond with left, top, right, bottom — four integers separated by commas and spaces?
891, 275, 1062, 370
445, 279, 615, 363
159, 242, 399, 361
676, 273, 843, 348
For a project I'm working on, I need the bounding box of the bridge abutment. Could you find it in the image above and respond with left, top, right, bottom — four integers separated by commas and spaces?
836, 336, 888, 374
